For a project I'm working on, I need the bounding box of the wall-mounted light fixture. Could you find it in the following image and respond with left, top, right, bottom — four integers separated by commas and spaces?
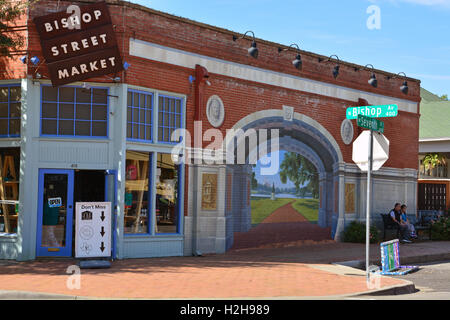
278, 43, 302, 70
329, 55, 341, 79
233, 31, 259, 59
399, 75, 409, 95
365, 64, 377, 88
30, 56, 40, 65
386, 72, 408, 94
318, 55, 340, 79
123, 61, 130, 70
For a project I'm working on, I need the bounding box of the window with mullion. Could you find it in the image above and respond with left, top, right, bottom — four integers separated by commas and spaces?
0, 85, 21, 138
127, 90, 153, 142
41, 86, 108, 137
157, 95, 182, 143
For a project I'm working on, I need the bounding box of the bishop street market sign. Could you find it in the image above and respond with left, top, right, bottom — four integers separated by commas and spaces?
346, 104, 398, 120
33, 2, 123, 86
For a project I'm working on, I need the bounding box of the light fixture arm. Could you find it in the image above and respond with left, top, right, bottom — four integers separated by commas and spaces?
233, 31, 256, 42
328, 55, 340, 63
278, 43, 301, 53
364, 64, 375, 72
387, 72, 407, 80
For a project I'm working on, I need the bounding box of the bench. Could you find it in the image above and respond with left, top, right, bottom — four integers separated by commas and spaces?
380, 214, 400, 241
414, 210, 440, 240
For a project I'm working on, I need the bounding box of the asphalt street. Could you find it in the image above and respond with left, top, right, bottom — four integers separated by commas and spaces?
354, 260, 450, 300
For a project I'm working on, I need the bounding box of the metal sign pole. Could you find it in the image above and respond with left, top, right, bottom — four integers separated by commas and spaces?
366, 129, 374, 284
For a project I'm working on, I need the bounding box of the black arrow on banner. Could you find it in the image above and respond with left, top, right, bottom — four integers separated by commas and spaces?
100, 226, 105, 237
100, 211, 105, 221
100, 242, 105, 252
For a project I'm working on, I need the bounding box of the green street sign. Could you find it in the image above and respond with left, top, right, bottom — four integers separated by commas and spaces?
357, 114, 384, 133
346, 104, 398, 120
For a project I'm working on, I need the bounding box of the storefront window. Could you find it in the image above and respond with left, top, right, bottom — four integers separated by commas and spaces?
127, 90, 153, 141
0, 85, 21, 137
124, 151, 151, 234
0, 148, 20, 234
156, 153, 179, 234
158, 95, 182, 143
41, 86, 108, 137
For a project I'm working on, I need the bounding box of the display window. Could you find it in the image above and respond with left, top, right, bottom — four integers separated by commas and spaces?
0, 148, 20, 234
155, 153, 180, 234
124, 151, 151, 234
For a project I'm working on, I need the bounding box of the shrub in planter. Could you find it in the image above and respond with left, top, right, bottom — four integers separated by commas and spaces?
431, 217, 450, 241
343, 221, 380, 244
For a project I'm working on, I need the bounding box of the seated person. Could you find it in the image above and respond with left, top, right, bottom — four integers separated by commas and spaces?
436, 207, 445, 221
400, 204, 417, 239
389, 202, 412, 243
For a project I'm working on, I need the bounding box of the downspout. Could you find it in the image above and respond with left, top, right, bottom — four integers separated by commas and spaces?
191, 64, 209, 256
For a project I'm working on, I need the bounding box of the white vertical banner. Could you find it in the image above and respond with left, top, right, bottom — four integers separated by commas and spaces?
75, 202, 111, 258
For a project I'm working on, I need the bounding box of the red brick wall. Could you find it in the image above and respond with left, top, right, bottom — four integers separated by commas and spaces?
6, 0, 422, 219
20, 0, 420, 172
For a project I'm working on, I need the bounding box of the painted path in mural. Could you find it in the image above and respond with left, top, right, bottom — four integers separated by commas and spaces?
231, 202, 333, 251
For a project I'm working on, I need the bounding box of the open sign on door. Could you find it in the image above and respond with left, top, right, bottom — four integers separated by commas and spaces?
48, 197, 62, 208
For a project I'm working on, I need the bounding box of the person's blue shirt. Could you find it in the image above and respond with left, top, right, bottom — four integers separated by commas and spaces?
401, 213, 408, 223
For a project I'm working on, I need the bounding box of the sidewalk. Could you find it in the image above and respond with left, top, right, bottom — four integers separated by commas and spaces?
2, 240, 448, 299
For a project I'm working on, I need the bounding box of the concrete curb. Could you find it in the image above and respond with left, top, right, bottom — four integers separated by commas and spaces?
331, 251, 450, 296
333, 252, 450, 270
0, 290, 81, 300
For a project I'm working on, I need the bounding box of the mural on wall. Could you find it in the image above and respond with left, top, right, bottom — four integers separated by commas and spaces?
345, 183, 356, 213
226, 173, 232, 211
202, 173, 217, 210
334, 181, 338, 213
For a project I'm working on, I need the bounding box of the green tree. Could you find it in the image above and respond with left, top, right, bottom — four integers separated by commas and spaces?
251, 171, 258, 189
0, 0, 36, 57
422, 153, 446, 172
279, 152, 319, 198
440, 94, 448, 101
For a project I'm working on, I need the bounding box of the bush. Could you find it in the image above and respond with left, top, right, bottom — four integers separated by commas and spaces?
431, 217, 450, 241
343, 221, 380, 244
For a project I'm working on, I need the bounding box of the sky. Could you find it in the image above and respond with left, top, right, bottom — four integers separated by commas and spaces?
133, 0, 450, 96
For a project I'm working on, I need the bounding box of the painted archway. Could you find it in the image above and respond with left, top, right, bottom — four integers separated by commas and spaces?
224, 109, 344, 244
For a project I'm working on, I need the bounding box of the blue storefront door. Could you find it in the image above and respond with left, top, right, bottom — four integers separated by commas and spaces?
36, 169, 74, 257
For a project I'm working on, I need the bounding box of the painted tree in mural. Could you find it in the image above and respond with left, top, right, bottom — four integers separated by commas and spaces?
279, 152, 319, 198
0, 0, 36, 56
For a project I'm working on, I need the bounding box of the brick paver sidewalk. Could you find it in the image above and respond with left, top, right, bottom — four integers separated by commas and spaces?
1, 241, 448, 299
0, 248, 406, 299
232, 202, 332, 250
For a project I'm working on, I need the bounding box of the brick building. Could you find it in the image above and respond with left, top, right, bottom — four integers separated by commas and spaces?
0, 0, 421, 260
